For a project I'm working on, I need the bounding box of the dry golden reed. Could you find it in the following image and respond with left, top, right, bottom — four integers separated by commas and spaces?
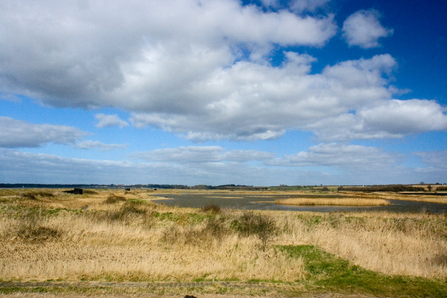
272, 210, 447, 279
0, 190, 303, 282
1, 188, 446, 283
275, 198, 390, 206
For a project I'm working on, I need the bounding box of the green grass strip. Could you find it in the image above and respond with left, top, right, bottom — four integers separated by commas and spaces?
279, 245, 447, 297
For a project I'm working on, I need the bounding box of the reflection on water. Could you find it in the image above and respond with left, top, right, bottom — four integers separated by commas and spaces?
154, 193, 447, 213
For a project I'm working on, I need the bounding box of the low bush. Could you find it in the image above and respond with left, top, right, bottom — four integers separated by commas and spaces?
231, 211, 276, 250
21, 190, 55, 200
161, 216, 229, 246
201, 204, 221, 214
202, 216, 228, 240
120, 201, 147, 215
104, 194, 127, 204
101, 200, 149, 223
13, 209, 61, 242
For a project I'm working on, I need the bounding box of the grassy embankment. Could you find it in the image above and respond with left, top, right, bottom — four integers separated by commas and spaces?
1, 188, 447, 297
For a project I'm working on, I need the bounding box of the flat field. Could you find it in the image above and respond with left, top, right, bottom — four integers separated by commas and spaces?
1, 188, 447, 297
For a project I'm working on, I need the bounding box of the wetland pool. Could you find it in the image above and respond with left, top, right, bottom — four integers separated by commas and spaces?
153, 192, 447, 213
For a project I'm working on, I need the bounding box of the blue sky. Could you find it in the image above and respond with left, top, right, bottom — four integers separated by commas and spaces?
1, 0, 446, 186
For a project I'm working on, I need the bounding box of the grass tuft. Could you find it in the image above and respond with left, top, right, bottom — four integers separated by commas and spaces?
10, 209, 62, 242
20, 190, 55, 200
104, 194, 127, 204
201, 204, 221, 214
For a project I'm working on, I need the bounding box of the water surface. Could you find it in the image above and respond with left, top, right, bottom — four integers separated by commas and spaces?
154, 192, 447, 213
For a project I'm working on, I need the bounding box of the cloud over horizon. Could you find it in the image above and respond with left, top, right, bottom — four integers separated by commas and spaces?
0, 144, 440, 185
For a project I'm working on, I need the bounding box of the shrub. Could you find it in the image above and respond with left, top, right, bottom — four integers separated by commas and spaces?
21, 190, 55, 200
104, 200, 148, 222
14, 209, 61, 242
120, 201, 147, 215
104, 194, 127, 204
231, 211, 276, 250
161, 216, 228, 246
202, 216, 228, 240
201, 204, 221, 214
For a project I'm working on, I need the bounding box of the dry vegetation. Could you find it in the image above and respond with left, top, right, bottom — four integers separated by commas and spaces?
275, 198, 390, 206
0, 189, 303, 282
1, 188, 447, 288
377, 193, 447, 204
330, 190, 447, 204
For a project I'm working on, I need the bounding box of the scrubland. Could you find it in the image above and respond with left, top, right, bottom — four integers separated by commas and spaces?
1, 188, 447, 297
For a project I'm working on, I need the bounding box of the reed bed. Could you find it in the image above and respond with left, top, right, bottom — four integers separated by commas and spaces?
275, 197, 390, 206
0, 191, 303, 282
377, 193, 447, 204
273, 211, 447, 279
1, 189, 446, 283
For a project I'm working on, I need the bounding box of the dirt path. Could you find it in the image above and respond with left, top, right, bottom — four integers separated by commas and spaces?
0, 282, 375, 298
0, 294, 375, 298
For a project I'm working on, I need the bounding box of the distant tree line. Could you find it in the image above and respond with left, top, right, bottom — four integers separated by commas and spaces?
338, 184, 426, 192
0, 183, 266, 190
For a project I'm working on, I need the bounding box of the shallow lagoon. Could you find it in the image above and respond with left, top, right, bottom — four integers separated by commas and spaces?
154, 192, 447, 213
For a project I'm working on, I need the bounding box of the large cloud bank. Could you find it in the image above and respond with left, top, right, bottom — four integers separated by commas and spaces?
1, 0, 446, 144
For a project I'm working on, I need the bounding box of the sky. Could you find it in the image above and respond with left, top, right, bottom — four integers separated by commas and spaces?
1, 0, 447, 186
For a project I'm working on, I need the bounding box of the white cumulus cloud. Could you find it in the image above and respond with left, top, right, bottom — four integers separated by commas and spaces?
342, 9, 393, 48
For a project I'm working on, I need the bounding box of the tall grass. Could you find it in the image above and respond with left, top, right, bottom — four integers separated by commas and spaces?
0, 190, 301, 282
1, 189, 446, 283
273, 211, 447, 279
